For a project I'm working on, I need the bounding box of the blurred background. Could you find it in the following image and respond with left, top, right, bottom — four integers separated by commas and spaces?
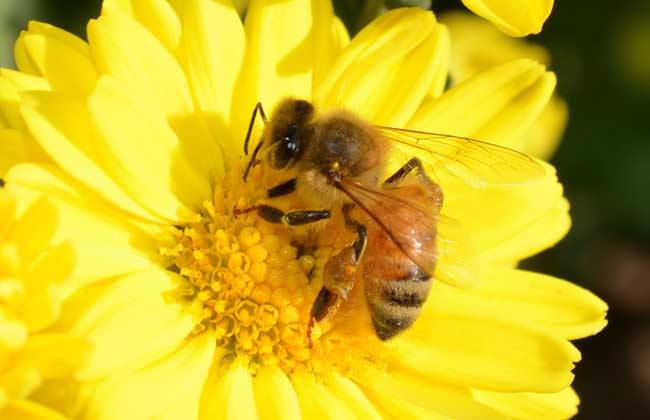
1, 0, 648, 418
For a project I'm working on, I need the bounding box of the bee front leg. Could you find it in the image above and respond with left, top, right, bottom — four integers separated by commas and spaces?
234, 204, 330, 226
266, 178, 297, 198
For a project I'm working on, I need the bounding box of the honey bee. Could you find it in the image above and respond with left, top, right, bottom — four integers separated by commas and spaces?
237, 98, 544, 340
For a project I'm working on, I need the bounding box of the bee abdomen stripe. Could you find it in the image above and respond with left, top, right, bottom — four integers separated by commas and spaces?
369, 301, 420, 340
381, 280, 431, 307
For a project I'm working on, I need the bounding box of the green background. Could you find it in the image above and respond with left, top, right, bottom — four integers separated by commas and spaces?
2, 0, 649, 417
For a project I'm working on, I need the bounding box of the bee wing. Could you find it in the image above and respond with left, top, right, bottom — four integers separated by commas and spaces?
338, 180, 478, 288
435, 215, 479, 288
376, 126, 545, 187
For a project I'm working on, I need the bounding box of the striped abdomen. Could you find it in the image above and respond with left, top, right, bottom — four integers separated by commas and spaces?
363, 228, 435, 341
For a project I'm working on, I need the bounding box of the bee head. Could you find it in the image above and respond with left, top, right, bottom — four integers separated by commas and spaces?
266, 98, 315, 169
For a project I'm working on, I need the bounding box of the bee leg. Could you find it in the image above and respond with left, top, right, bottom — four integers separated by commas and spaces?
382, 157, 430, 186
266, 178, 297, 198
322, 204, 367, 298
307, 287, 340, 346
342, 203, 368, 262
307, 205, 367, 344
234, 204, 330, 226
310, 287, 338, 322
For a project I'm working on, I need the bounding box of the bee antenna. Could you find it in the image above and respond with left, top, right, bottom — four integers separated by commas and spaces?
244, 102, 268, 155
243, 140, 264, 182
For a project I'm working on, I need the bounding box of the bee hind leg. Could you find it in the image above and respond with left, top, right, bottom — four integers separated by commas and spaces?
322, 204, 367, 298
307, 204, 367, 344
307, 286, 340, 346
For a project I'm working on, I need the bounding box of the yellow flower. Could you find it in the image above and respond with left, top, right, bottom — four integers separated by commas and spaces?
442, 11, 568, 160
0, 1, 606, 419
0, 188, 86, 419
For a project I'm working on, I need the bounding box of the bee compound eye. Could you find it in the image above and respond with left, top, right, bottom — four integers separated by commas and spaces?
275, 123, 301, 168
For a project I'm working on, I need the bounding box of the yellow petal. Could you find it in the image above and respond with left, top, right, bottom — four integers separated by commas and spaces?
325, 373, 382, 420
442, 11, 549, 82
441, 19, 566, 159
409, 59, 555, 150
331, 16, 350, 60
233, 0, 334, 135
88, 77, 210, 218
0, 71, 49, 130
0, 69, 50, 93
442, 16, 567, 160
14, 33, 40, 76
51, 269, 194, 380
473, 386, 579, 419
476, 71, 556, 153
353, 365, 503, 420
394, 301, 581, 392
88, 12, 192, 119
200, 359, 258, 420
372, 24, 450, 126
19, 90, 166, 221
176, 0, 245, 148
102, 0, 182, 52
21, 22, 98, 96
0, 319, 27, 351
0, 399, 67, 420
22, 379, 87, 418
394, 309, 576, 392
316, 8, 445, 126
17, 333, 88, 380
462, 0, 554, 37
0, 78, 23, 130
442, 162, 569, 265
253, 365, 300, 420
101, 0, 135, 14
0, 77, 52, 183
482, 196, 570, 264
292, 374, 357, 419
6, 163, 156, 294
84, 333, 214, 420
7, 196, 57, 263
522, 96, 568, 160
444, 267, 608, 339
88, 12, 223, 183
310, 2, 339, 92
21, 242, 75, 332
371, 397, 446, 420
25, 22, 89, 55
0, 75, 51, 174
0, 129, 27, 176
0, 188, 16, 237
428, 26, 451, 99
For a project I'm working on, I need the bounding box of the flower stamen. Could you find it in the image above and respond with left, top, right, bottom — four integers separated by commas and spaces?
159, 167, 368, 374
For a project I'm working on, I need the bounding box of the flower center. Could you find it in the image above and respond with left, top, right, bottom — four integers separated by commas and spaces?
159, 166, 377, 375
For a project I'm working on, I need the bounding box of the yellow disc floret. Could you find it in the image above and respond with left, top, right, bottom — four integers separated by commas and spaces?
159, 167, 374, 375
